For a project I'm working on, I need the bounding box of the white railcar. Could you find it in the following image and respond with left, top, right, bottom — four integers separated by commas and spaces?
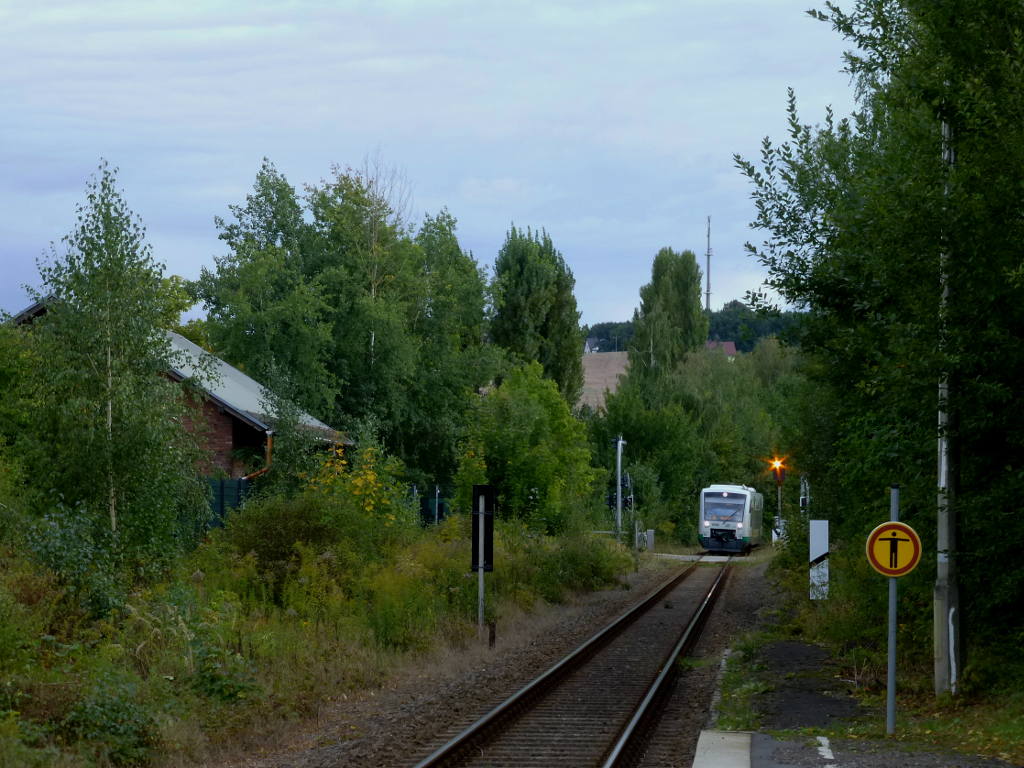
698, 484, 764, 553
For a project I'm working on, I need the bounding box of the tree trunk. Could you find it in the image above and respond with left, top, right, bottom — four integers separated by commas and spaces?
107, 342, 117, 532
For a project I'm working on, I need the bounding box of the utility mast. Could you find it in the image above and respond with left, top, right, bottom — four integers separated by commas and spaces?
705, 215, 712, 313
934, 115, 960, 696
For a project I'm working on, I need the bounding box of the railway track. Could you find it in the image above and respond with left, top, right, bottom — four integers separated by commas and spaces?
412, 557, 731, 768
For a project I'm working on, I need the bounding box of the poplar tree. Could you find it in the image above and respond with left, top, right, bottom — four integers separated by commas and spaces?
491, 226, 584, 404
629, 247, 708, 380
198, 162, 499, 485
398, 209, 500, 485
305, 166, 421, 432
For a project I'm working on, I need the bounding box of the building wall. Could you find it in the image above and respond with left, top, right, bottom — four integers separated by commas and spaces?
182, 397, 246, 477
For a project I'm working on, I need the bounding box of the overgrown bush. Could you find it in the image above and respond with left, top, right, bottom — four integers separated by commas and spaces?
0, 712, 62, 768
62, 665, 155, 766
24, 506, 126, 617
361, 560, 444, 651
190, 638, 259, 703
220, 493, 333, 598
0, 431, 640, 764
280, 543, 351, 627
312, 442, 420, 552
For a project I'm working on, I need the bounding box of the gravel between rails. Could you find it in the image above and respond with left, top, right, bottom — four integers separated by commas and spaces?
639, 555, 771, 767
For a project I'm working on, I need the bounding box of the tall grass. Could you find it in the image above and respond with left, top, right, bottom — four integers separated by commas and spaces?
0, 483, 632, 766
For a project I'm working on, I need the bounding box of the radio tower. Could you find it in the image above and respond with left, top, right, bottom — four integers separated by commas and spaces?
705, 215, 712, 313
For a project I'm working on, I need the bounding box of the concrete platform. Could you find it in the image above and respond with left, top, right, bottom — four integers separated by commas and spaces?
692, 730, 751, 768
693, 731, 835, 768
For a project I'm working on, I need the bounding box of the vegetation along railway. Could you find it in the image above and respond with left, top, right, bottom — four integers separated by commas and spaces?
411, 558, 730, 768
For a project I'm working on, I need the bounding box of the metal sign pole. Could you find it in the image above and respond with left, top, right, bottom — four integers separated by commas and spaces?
478, 492, 485, 639
887, 484, 900, 735
867, 485, 922, 737
615, 436, 626, 536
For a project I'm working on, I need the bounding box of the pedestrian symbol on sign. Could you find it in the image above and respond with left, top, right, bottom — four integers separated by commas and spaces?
866, 521, 922, 577
885, 531, 910, 568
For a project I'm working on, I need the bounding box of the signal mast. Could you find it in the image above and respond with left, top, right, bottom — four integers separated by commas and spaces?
705, 215, 712, 313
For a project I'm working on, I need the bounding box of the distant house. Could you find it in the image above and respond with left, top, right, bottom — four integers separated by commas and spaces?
11, 300, 341, 480
10, 299, 48, 326
706, 340, 738, 361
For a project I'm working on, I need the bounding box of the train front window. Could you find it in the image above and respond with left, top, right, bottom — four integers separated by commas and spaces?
703, 494, 746, 521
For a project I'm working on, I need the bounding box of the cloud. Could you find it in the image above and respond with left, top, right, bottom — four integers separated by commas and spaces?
0, 0, 856, 323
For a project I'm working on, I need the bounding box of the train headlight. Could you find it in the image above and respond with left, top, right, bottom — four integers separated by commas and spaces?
737, 522, 743, 529
703, 520, 710, 527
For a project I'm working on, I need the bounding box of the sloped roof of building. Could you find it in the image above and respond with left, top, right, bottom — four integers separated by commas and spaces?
706, 340, 738, 357
167, 331, 338, 440
10, 299, 48, 326
10, 299, 340, 440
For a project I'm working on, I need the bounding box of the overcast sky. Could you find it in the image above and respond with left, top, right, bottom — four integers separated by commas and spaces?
0, 0, 855, 326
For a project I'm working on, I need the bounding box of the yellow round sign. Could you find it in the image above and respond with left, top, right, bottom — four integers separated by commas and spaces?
865, 521, 922, 577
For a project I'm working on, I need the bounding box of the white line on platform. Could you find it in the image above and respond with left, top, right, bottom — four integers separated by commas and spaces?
816, 735, 835, 761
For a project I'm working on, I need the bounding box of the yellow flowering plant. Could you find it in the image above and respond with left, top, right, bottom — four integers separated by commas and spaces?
308, 440, 418, 541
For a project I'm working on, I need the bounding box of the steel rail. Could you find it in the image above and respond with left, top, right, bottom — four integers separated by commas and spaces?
411, 559, 704, 768
601, 559, 732, 767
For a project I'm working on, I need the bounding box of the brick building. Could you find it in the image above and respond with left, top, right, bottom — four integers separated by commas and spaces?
167, 331, 339, 478
12, 300, 340, 480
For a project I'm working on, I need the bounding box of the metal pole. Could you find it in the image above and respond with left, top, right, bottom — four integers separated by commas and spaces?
705, 215, 712, 313
478, 493, 485, 639
888, 576, 897, 734
615, 436, 625, 536
887, 484, 900, 735
434, 485, 439, 525
935, 116, 960, 696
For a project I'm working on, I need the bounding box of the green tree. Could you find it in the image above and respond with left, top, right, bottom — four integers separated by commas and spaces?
592, 375, 703, 532
305, 165, 422, 438
193, 160, 334, 418
585, 320, 634, 352
397, 209, 503, 486
457, 362, 597, 533
708, 300, 800, 353
25, 161, 207, 574
591, 341, 786, 541
491, 226, 584, 404
629, 248, 708, 379
198, 160, 501, 487
0, 324, 34, 447
736, 0, 1024, 688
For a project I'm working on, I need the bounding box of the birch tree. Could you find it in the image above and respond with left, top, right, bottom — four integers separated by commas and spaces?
27, 161, 206, 572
